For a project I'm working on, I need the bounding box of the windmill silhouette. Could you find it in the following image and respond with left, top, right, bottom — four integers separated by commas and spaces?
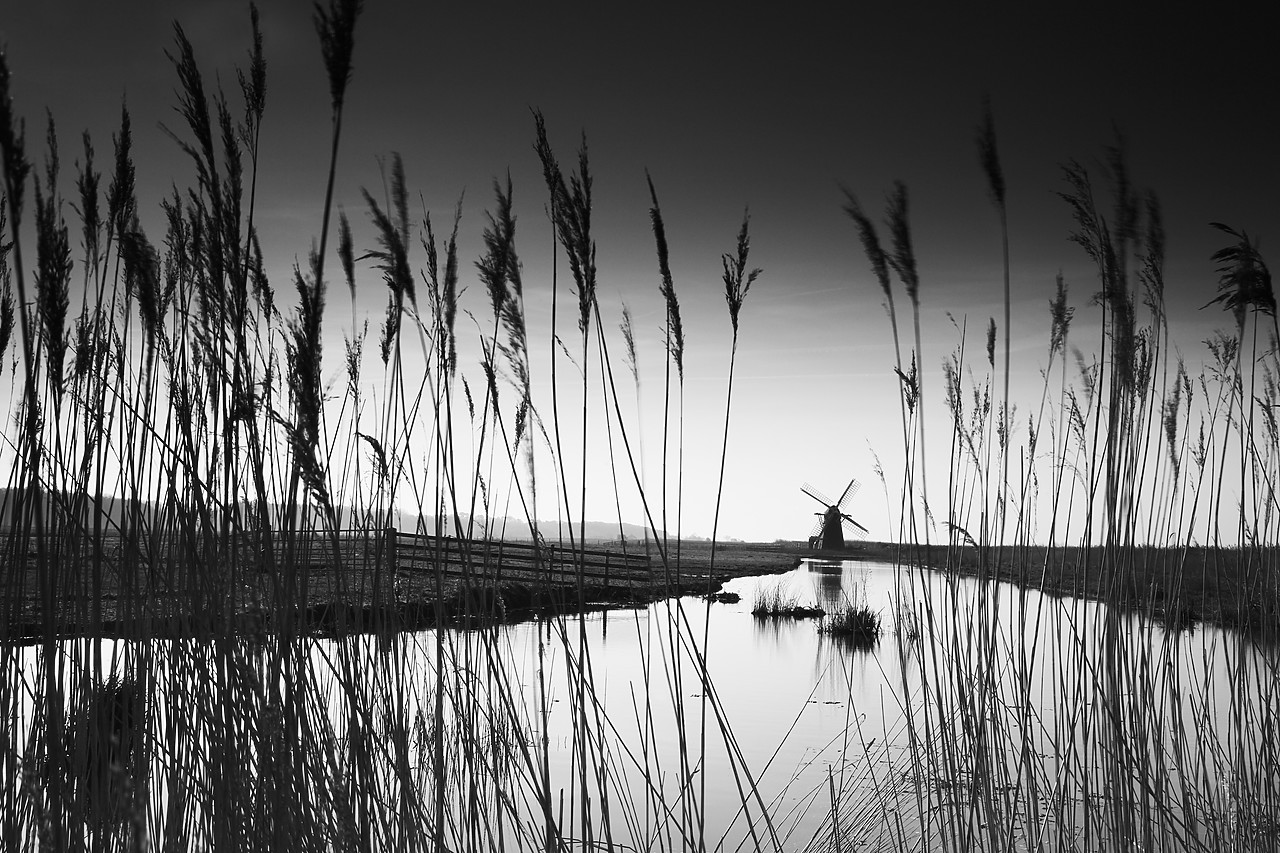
801, 478, 868, 550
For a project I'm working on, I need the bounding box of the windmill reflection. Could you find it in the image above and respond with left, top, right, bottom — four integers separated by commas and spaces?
806, 560, 885, 652
807, 559, 846, 613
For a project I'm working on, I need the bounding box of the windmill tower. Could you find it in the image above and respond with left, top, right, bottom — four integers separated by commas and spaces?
801, 478, 869, 550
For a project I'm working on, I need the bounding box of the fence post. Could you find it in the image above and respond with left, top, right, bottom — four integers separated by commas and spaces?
374, 527, 398, 608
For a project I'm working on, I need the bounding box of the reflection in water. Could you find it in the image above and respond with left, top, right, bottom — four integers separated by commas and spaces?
808, 560, 846, 613
5, 559, 1278, 850
728, 559, 1280, 849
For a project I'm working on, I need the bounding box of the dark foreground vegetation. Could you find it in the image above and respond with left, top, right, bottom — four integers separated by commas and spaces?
0, 2, 786, 846
1, 2, 1278, 851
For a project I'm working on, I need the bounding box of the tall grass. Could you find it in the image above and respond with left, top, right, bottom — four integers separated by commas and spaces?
825, 112, 1280, 852
750, 580, 808, 618
0, 7, 779, 852
1, 5, 1278, 852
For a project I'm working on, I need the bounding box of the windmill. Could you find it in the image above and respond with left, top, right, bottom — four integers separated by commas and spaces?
801, 478, 869, 550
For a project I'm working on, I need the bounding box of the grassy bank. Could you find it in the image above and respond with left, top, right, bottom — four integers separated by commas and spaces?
842, 539, 1279, 632
0, 531, 803, 640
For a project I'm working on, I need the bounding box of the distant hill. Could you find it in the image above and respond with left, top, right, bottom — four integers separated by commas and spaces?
0, 489, 664, 544
383, 511, 663, 544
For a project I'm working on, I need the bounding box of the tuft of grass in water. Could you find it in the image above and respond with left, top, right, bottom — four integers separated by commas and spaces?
751, 579, 823, 618
821, 599, 882, 645
820, 571, 882, 646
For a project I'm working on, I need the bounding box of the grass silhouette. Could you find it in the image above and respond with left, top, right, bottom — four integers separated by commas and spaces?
0, 6, 1277, 852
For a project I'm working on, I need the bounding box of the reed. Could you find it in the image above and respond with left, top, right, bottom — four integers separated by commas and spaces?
2, 5, 1279, 852
1, 7, 729, 849
824, 111, 1280, 853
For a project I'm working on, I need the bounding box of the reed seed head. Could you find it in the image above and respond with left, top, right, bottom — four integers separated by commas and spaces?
165, 24, 216, 193
620, 302, 638, 383
896, 353, 918, 414
478, 176, 517, 324
441, 201, 461, 374
0, 47, 31, 218
1106, 131, 1138, 252
1164, 362, 1184, 483
976, 95, 1005, 212
0, 218, 13, 370
238, 3, 267, 130
106, 103, 135, 235
1049, 272, 1072, 357
33, 123, 71, 401
533, 111, 597, 335
120, 227, 164, 351
362, 156, 417, 360
357, 430, 387, 483
74, 131, 100, 271
722, 207, 761, 336
286, 255, 325, 449
344, 320, 365, 401
1139, 192, 1165, 322
841, 187, 892, 305
314, 0, 363, 114
884, 181, 919, 306
338, 208, 355, 300
647, 172, 683, 380
1206, 222, 1273, 328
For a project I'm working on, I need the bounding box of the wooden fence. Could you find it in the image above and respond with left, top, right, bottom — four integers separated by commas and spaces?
5, 527, 653, 612
393, 531, 652, 588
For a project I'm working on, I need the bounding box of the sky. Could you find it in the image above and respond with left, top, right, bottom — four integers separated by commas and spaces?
1, 3, 1276, 543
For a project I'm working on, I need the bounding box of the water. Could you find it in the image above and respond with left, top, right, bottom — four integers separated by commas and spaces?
484, 558, 1280, 848
376, 558, 1280, 848
5, 559, 1278, 850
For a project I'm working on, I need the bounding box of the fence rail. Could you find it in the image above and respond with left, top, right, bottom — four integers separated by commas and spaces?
2, 528, 655, 638
4, 527, 654, 609
394, 530, 652, 588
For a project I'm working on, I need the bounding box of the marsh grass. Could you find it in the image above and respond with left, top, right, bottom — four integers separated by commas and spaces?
820, 117, 1280, 853
1, 5, 1279, 852
751, 580, 823, 619
820, 605, 881, 645
820, 578, 882, 646
0, 4, 783, 849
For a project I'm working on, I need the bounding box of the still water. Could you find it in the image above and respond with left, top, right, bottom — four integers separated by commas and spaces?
6, 558, 1277, 850
466, 558, 1279, 849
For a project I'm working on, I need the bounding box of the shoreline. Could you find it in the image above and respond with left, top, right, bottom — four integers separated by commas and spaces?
4, 538, 1275, 640
0, 538, 813, 642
